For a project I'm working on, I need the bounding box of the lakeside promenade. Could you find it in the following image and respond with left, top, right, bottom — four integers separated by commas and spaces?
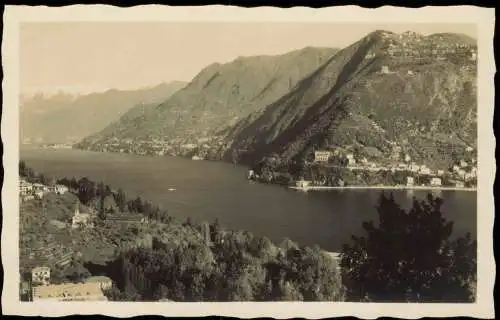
289, 185, 477, 192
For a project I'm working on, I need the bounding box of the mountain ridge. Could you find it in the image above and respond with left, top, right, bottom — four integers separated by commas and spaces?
21, 81, 187, 144
77, 30, 477, 172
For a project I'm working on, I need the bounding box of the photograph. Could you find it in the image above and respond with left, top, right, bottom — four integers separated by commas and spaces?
1, 4, 495, 319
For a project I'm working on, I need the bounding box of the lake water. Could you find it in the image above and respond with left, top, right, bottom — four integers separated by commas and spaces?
20, 148, 477, 252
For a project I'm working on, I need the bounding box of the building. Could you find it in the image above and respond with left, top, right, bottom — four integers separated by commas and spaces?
437, 170, 445, 176
85, 276, 113, 291
404, 154, 411, 162
32, 282, 108, 301
55, 185, 69, 195
34, 190, 45, 199
409, 163, 421, 172
380, 65, 390, 74
20, 179, 33, 195
430, 177, 442, 186
295, 180, 311, 188
466, 146, 474, 152
31, 267, 50, 286
452, 165, 460, 173
455, 181, 465, 188
419, 167, 431, 175
458, 169, 466, 179
460, 160, 468, 168
72, 202, 93, 229
406, 177, 415, 187
397, 163, 408, 171
247, 170, 255, 180
314, 151, 331, 162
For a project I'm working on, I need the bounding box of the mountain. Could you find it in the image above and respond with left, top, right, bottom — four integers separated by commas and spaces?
78, 31, 477, 172
221, 31, 477, 169
20, 81, 187, 144
81, 47, 339, 145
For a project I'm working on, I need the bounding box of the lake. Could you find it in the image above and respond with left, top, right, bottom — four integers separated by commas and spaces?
20, 148, 477, 252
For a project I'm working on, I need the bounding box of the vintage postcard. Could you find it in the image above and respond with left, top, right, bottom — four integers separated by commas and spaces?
1, 4, 495, 319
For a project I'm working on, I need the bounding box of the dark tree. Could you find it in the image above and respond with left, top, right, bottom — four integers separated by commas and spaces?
77, 177, 96, 205
340, 193, 476, 302
114, 188, 127, 212
19, 161, 27, 177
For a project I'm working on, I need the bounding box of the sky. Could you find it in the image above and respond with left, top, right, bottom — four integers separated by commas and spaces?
20, 22, 476, 94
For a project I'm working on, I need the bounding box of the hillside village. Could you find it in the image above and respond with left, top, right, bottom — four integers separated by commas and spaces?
19, 174, 158, 301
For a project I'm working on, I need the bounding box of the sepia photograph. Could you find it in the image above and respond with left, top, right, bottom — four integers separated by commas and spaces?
1, 4, 495, 319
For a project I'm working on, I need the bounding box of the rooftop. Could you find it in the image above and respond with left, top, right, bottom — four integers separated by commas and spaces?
32, 282, 105, 300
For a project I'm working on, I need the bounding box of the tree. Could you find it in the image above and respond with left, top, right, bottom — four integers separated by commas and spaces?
340, 193, 476, 302
19, 160, 27, 177
114, 188, 127, 212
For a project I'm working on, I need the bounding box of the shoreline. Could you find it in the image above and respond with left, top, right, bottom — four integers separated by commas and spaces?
289, 185, 477, 192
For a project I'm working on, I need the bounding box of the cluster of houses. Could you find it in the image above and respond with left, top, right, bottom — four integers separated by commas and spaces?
89, 134, 225, 160
20, 178, 69, 203
23, 266, 113, 301
310, 149, 477, 188
365, 30, 477, 66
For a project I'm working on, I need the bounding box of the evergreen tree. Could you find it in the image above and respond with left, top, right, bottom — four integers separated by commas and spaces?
340, 193, 476, 302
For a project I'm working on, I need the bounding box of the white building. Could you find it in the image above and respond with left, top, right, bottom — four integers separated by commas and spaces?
406, 177, 415, 187
295, 180, 311, 188
55, 185, 69, 195
381, 65, 390, 74
420, 167, 431, 175
458, 169, 466, 179
404, 154, 411, 162
72, 202, 93, 229
314, 151, 331, 162
460, 160, 468, 168
20, 179, 33, 195
409, 163, 421, 172
452, 165, 460, 173
437, 170, 445, 176
455, 181, 465, 188
430, 177, 442, 186
32, 267, 51, 286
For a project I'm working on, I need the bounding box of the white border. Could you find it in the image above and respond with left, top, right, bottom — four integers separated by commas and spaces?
2, 5, 496, 318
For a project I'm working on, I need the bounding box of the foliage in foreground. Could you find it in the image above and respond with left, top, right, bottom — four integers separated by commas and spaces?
341, 193, 477, 302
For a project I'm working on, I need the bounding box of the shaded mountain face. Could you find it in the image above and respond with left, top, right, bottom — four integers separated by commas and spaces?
84, 47, 339, 143
222, 31, 477, 169
20, 81, 187, 144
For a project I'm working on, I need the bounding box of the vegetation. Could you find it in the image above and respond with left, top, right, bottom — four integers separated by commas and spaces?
20, 162, 476, 302
340, 193, 476, 302
116, 227, 344, 302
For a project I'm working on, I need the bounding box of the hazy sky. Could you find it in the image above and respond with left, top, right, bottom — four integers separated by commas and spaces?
20, 22, 476, 94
